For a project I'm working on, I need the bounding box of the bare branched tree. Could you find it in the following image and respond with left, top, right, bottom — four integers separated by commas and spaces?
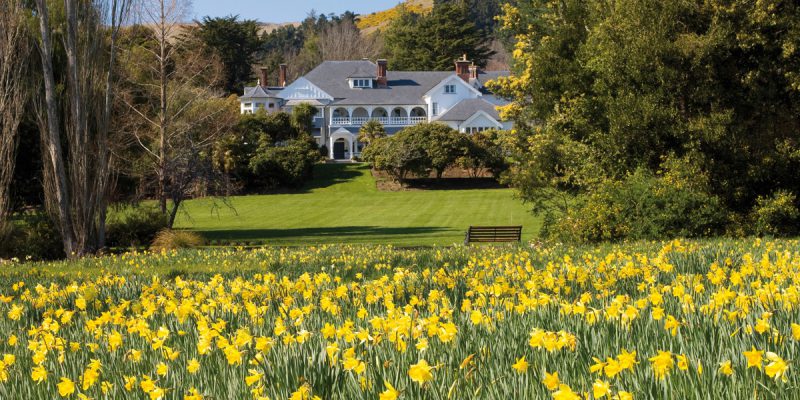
127, 0, 191, 214
287, 19, 384, 76
34, 0, 132, 257
0, 0, 30, 236
160, 95, 238, 227
318, 19, 383, 61
123, 0, 235, 228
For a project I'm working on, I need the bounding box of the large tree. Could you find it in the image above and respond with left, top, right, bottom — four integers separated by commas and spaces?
434, 0, 506, 33
491, 0, 800, 237
0, 0, 30, 236
122, 1, 236, 228
33, 0, 131, 256
384, 3, 493, 70
193, 16, 262, 94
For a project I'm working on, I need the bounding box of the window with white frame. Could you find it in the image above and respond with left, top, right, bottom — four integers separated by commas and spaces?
352, 79, 372, 88
432, 102, 439, 116
268, 103, 275, 108
466, 127, 492, 133
444, 84, 456, 94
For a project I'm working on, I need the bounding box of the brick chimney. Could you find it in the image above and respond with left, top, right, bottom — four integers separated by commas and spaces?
469, 64, 478, 81
376, 59, 388, 87
279, 64, 287, 87
259, 67, 268, 87
455, 54, 471, 81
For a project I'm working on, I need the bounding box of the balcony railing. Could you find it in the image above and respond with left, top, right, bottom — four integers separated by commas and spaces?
330, 116, 427, 127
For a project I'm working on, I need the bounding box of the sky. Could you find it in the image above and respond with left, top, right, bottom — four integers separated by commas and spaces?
190, 0, 404, 23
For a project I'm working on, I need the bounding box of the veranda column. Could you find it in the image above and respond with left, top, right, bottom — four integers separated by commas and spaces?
349, 137, 354, 160
404, 106, 414, 124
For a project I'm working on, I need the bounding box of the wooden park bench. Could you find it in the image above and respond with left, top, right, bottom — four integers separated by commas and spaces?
464, 226, 522, 245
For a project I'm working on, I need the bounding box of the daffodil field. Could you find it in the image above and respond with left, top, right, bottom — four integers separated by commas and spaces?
1, 239, 799, 399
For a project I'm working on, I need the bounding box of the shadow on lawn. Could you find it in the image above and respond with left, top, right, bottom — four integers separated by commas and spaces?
200, 226, 456, 242
301, 163, 367, 191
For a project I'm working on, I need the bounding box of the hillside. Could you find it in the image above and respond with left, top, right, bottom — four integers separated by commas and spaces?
146, 22, 299, 43
356, 0, 434, 34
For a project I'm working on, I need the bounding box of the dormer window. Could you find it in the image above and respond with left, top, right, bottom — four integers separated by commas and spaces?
444, 84, 456, 94
352, 79, 372, 88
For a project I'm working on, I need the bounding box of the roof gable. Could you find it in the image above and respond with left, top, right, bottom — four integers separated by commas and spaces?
462, 110, 503, 128
277, 77, 333, 101
434, 98, 501, 122
424, 75, 482, 98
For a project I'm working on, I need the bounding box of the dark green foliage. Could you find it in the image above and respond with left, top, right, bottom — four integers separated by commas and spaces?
362, 132, 429, 182
750, 191, 800, 237
259, 24, 305, 84
362, 123, 467, 181
418, 123, 467, 179
249, 135, 320, 189
194, 16, 263, 93
214, 108, 322, 191
494, 0, 800, 239
547, 168, 727, 243
105, 206, 168, 249
434, 0, 506, 33
458, 129, 507, 178
290, 103, 317, 136
384, 3, 494, 70
0, 213, 63, 261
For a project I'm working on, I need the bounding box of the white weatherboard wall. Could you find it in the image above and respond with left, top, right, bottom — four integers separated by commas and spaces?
240, 97, 282, 114
423, 76, 481, 118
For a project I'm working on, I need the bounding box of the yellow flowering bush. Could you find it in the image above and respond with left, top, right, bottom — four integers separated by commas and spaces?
0, 239, 797, 398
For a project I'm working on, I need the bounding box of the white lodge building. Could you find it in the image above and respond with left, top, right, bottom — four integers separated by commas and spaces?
239, 57, 512, 160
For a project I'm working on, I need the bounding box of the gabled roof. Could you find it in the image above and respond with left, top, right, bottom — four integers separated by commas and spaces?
240, 85, 280, 99
304, 61, 452, 105
434, 98, 502, 122
241, 60, 512, 108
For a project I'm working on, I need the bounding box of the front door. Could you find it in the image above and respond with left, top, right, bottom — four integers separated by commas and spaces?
333, 140, 346, 159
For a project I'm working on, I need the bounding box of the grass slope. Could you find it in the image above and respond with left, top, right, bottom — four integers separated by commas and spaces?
176, 163, 540, 246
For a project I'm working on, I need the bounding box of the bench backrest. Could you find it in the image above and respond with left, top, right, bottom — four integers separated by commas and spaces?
466, 226, 522, 244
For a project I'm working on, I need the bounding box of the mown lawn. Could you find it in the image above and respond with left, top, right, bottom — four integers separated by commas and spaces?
175, 163, 540, 246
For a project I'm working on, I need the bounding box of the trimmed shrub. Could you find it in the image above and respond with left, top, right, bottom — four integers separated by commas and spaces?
458, 129, 508, 178
362, 133, 429, 182
750, 190, 800, 237
249, 135, 320, 189
421, 123, 467, 179
150, 229, 205, 251
106, 206, 168, 249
